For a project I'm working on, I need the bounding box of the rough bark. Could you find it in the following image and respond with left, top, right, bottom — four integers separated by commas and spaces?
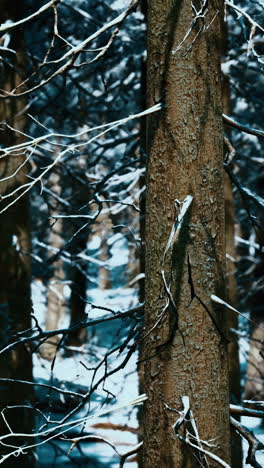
0, 1, 34, 465
143, 1, 231, 466
137, 54, 147, 468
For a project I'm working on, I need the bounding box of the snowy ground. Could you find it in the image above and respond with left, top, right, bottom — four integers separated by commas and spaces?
32, 278, 140, 467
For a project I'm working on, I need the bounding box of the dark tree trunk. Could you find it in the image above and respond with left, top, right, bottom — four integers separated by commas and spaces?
223, 74, 242, 467
0, 1, 34, 465
67, 179, 89, 347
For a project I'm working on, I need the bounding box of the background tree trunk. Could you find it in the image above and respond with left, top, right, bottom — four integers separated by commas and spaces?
143, 0, 231, 466
0, 1, 34, 464
244, 222, 264, 403
67, 178, 89, 347
41, 170, 66, 360
222, 73, 242, 466
225, 171, 243, 466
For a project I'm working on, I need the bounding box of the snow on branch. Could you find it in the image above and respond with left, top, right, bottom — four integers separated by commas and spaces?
225, 1, 264, 33
0, 0, 59, 33
165, 396, 231, 468
0, 302, 144, 356
211, 294, 264, 328
0, 394, 147, 465
223, 114, 264, 139
0, 103, 161, 215
0, 0, 139, 98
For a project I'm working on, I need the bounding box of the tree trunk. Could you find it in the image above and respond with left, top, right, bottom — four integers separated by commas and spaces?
245, 318, 264, 402
98, 211, 112, 291
41, 170, 66, 360
0, 2, 34, 465
225, 172, 243, 467
222, 72, 242, 465
67, 179, 88, 347
143, 1, 231, 466
244, 235, 264, 402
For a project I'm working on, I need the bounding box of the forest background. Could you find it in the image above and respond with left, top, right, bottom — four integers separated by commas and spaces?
0, 0, 263, 467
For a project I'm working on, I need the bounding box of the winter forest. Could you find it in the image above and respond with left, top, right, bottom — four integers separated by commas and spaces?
0, 0, 263, 466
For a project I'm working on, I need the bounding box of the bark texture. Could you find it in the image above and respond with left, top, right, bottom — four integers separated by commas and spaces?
143, 0, 231, 466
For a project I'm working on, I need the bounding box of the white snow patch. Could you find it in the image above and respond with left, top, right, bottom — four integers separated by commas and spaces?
242, 416, 264, 467
32, 279, 46, 329
111, 0, 130, 9
89, 234, 101, 250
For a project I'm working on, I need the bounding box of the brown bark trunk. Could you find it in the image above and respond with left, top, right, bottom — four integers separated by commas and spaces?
137, 54, 147, 468
143, 1, 231, 466
0, 2, 34, 465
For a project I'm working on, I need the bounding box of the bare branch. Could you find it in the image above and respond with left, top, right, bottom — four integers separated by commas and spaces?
230, 417, 264, 468
223, 114, 264, 139
225, 1, 264, 33
230, 404, 264, 418
0, 0, 59, 33
0, 303, 144, 355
